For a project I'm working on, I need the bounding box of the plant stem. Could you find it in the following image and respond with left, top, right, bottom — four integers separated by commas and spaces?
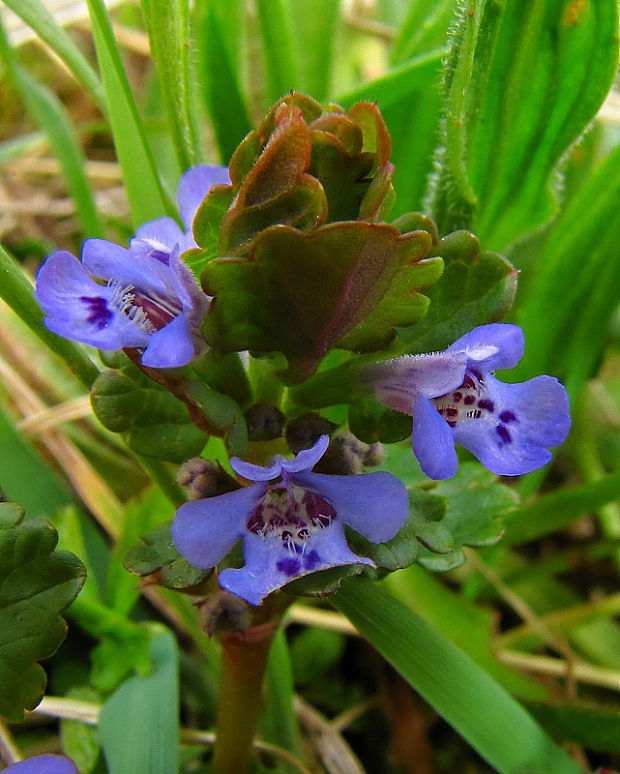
212, 621, 279, 774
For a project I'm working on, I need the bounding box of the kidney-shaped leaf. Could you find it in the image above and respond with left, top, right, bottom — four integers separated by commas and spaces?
203, 221, 441, 383
0, 507, 85, 721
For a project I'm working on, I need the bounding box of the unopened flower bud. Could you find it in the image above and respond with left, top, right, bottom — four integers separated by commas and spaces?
176, 458, 239, 500
198, 590, 252, 636
314, 430, 385, 475
244, 403, 285, 442
285, 412, 337, 454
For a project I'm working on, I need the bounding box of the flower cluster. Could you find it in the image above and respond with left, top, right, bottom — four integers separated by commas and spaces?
33, 157, 571, 607
172, 435, 409, 606
35, 165, 228, 368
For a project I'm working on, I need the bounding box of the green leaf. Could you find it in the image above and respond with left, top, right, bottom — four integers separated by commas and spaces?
334, 577, 583, 774
189, 185, 236, 273
124, 521, 212, 591
433, 462, 517, 546
350, 462, 514, 574
90, 369, 208, 463
416, 462, 515, 569
0, 511, 85, 721
0, 0, 106, 112
203, 222, 439, 383
86, 0, 171, 226
394, 229, 518, 354
348, 399, 412, 444
99, 628, 179, 774
142, 0, 200, 171
428, 0, 619, 250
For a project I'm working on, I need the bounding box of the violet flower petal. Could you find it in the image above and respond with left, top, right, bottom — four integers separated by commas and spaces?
141, 312, 194, 368
35, 251, 150, 350
362, 353, 467, 414
292, 469, 408, 543
412, 393, 459, 480
447, 323, 524, 371
171, 484, 266, 569
82, 238, 172, 297
133, 216, 185, 251
452, 374, 570, 476
230, 457, 283, 482
280, 435, 330, 473
219, 524, 373, 606
4, 755, 78, 774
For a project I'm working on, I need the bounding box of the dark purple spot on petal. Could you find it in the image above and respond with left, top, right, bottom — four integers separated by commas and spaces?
276, 558, 301, 577
478, 399, 495, 412
444, 408, 458, 418
302, 491, 336, 523
247, 507, 266, 534
304, 550, 321, 571
499, 410, 517, 423
496, 424, 512, 444
447, 420, 457, 428
452, 391, 462, 402
462, 375, 476, 390
464, 395, 476, 405
80, 296, 112, 329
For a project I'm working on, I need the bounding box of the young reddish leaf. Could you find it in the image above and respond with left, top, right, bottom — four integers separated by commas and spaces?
203, 222, 439, 383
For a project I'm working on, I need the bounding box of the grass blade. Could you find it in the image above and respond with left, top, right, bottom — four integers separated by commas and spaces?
141, 0, 201, 171
428, 0, 619, 250
85, 0, 172, 226
289, 0, 340, 102
1, 0, 106, 113
0, 20, 102, 237
194, 0, 253, 162
256, 0, 301, 105
514, 142, 620, 397
334, 577, 583, 774
99, 627, 179, 774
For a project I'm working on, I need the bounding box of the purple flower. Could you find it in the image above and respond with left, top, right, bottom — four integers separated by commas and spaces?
35, 165, 229, 369
363, 324, 570, 480
3, 755, 78, 774
171, 435, 409, 606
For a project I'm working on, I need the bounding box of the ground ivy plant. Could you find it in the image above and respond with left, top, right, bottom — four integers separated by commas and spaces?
0, 0, 618, 772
